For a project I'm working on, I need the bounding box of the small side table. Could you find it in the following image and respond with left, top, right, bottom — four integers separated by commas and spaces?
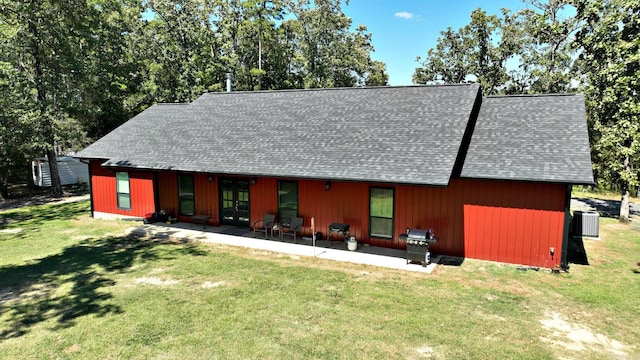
271, 224, 282, 240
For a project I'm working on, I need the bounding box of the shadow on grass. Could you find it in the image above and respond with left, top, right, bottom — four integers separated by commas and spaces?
573, 197, 640, 219
0, 201, 90, 233
0, 235, 207, 339
567, 236, 589, 266
437, 256, 465, 266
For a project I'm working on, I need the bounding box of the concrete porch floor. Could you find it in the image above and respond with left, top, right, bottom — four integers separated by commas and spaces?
127, 222, 441, 274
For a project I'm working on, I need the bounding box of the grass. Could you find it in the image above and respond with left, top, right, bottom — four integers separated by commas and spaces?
1, 200, 639, 359
572, 185, 639, 202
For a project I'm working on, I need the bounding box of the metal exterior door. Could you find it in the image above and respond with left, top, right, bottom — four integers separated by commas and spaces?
220, 179, 250, 227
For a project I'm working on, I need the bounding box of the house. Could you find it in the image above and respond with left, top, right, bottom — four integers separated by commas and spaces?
32, 156, 90, 187
77, 84, 594, 268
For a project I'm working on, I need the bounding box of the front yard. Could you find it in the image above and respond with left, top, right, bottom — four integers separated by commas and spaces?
0, 200, 638, 359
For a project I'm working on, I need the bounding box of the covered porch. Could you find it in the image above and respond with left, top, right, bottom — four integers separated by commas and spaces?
126, 221, 447, 274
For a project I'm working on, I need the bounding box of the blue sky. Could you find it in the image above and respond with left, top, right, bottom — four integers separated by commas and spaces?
341, 0, 530, 86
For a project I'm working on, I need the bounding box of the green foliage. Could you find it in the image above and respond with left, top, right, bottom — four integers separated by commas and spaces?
0, 0, 101, 195
412, 0, 638, 210
574, 0, 640, 217
577, 0, 640, 186
413, 2, 578, 96
413, 8, 520, 95
516, 0, 577, 94
0, 0, 388, 193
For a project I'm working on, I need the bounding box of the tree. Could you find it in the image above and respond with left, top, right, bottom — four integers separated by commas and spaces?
291, 0, 384, 88
365, 60, 389, 87
141, 0, 221, 101
0, 59, 40, 198
574, 0, 640, 222
516, 0, 577, 94
413, 8, 521, 95
1, 0, 389, 196
413, 2, 580, 96
78, 0, 148, 140
0, 0, 98, 196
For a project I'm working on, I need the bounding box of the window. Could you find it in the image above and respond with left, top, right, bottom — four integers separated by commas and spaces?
369, 187, 394, 239
178, 174, 195, 216
116, 172, 131, 210
278, 181, 298, 225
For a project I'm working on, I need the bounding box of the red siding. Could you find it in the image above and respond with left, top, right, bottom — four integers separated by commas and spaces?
463, 205, 563, 267
90, 161, 155, 217
157, 172, 220, 225
250, 177, 278, 227
89, 163, 568, 267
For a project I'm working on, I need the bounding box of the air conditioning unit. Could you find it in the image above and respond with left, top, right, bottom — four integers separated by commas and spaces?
572, 211, 599, 238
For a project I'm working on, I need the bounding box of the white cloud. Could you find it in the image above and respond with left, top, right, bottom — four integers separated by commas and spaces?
395, 11, 415, 20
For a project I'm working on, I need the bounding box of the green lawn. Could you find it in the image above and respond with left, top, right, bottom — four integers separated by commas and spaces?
572, 185, 639, 202
1, 200, 639, 359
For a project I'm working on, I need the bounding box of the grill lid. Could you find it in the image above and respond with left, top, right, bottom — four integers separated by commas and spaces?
407, 229, 429, 239
329, 223, 350, 232
405, 228, 437, 244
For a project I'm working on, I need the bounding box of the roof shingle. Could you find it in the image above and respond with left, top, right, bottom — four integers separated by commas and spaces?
79, 84, 482, 186
460, 94, 594, 184
78, 85, 593, 186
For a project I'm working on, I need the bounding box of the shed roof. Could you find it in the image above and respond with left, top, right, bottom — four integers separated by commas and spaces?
460, 94, 594, 185
78, 84, 594, 186
79, 84, 482, 186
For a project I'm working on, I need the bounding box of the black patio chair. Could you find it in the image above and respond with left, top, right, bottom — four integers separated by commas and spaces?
281, 217, 303, 244
253, 214, 276, 239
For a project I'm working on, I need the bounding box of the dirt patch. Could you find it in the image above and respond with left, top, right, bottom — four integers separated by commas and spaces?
415, 346, 434, 356
0, 283, 51, 305
201, 281, 226, 288
539, 311, 627, 357
135, 277, 179, 286
64, 344, 81, 353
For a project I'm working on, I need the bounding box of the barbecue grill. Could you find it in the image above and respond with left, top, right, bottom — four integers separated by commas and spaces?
327, 223, 350, 247
400, 228, 437, 267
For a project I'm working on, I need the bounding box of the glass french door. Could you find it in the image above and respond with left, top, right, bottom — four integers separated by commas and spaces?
219, 179, 250, 226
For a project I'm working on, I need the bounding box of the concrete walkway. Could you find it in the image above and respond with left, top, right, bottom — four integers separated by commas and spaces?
127, 222, 440, 274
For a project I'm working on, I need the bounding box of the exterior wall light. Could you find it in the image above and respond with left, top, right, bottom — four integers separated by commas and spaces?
324, 181, 331, 191
251, 177, 258, 185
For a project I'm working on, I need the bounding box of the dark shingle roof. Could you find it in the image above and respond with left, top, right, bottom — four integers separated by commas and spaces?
78, 84, 481, 186
460, 94, 594, 184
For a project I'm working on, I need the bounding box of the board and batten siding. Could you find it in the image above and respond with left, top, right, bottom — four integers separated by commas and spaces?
455, 179, 566, 267
247, 177, 565, 267
89, 161, 156, 218
90, 165, 567, 267
249, 177, 565, 267
157, 172, 220, 224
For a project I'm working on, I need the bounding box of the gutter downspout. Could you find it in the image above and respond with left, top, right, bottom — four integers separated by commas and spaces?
561, 184, 572, 270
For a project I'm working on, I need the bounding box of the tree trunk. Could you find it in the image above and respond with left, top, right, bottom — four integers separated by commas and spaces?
619, 156, 631, 223
28, 10, 63, 198
620, 188, 630, 223
26, 160, 35, 191
0, 169, 8, 200
46, 148, 63, 197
